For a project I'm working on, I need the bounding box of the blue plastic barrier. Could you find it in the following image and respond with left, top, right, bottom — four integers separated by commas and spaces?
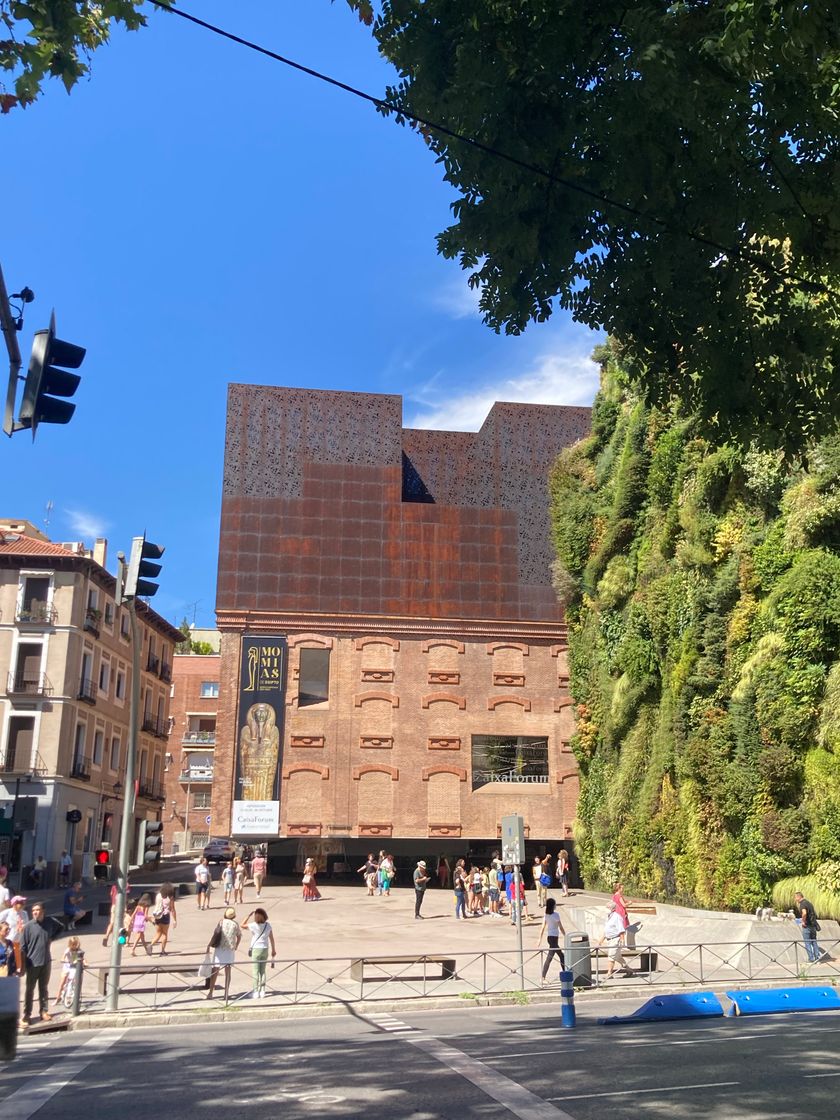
598, 991, 724, 1025
726, 987, 840, 1017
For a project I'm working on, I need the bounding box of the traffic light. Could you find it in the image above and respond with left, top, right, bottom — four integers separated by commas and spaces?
17, 311, 85, 438
94, 848, 110, 880
123, 534, 164, 601
141, 819, 163, 866
117, 927, 128, 946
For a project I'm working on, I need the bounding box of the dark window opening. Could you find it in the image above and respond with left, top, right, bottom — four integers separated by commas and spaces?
299, 648, 330, 706
401, 452, 435, 503
4, 717, 35, 771
471, 735, 549, 790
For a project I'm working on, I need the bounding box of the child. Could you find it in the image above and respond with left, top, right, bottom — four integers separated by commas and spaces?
54, 936, 81, 1005
129, 894, 151, 956
221, 860, 234, 905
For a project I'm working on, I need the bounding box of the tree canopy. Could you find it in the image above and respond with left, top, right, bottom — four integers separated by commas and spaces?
353, 0, 840, 454
0, 1, 150, 111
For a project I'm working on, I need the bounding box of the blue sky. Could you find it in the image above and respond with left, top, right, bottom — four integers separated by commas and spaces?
3, 1, 600, 628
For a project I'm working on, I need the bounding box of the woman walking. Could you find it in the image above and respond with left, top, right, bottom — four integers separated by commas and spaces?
206, 906, 241, 1003
537, 898, 567, 985
233, 858, 246, 904
129, 894, 151, 956
437, 855, 451, 890
453, 863, 468, 919
532, 856, 547, 908
150, 884, 177, 955
242, 907, 276, 998
556, 849, 570, 897
251, 848, 267, 899
379, 853, 395, 897
302, 857, 321, 901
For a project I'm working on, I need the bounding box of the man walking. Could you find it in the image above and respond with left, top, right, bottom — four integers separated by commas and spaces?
794, 891, 824, 963
413, 860, 430, 919
195, 857, 212, 910
20, 902, 54, 1030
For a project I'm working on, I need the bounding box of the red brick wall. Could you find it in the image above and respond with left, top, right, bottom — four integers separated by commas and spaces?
163, 654, 220, 850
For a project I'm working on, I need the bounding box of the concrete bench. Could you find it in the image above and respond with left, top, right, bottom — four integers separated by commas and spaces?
48, 910, 92, 935
97, 961, 207, 996
350, 955, 457, 982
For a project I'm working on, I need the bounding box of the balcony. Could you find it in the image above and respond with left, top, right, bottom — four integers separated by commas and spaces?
142, 715, 168, 739
182, 731, 216, 746
137, 778, 164, 801
159, 661, 172, 683
83, 608, 102, 638
146, 653, 160, 674
77, 677, 97, 705
6, 672, 53, 697
71, 754, 92, 781
179, 765, 214, 783
16, 603, 57, 626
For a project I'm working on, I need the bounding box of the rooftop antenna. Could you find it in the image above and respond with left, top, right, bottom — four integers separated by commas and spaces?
44, 499, 54, 528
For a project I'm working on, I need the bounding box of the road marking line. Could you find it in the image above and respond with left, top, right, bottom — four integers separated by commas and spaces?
477, 1048, 587, 1061
0, 1030, 125, 1120
803, 1071, 840, 1079
409, 1035, 578, 1120
549, 1080, 739, 1102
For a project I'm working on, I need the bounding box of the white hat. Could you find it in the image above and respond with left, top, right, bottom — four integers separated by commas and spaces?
418, 860, 427, 869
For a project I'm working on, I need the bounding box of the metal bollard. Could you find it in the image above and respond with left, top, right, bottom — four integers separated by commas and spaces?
72, 950, 85, 1017
560, 969, 576, 1028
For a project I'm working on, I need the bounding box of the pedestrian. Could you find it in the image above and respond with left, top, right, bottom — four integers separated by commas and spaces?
129, 894, 151, 955
54, 935, 82, 1006
453, 863, 468, 919
794, 891, 825, 963
487, 865, 501, 917
251, 848, 267, 899
537, 898, 567, 985
413, 860, 430, 919
556, 849, 570, 896
0, 920, 17, 976
469, 866, 483, 915
0, 875, 9, 911
599, 901, 631, 979
221, 860, 234, 905
62, 881, 86, 930
206, 906, 241, 1003
0, 895, 27, 973
379, 852, 395, 897
233, 857, 246, 904
532, 857, 547, 908
241, 907, 276, 998
357, 853, 378, 895
58, 850, 72, 888
195, 857, 212, 910
302, 857, 321, 901
32, 855, 48, 889
437, 855, 451, 890
149, 884, 177, 954
612, 882, 630, 930
20, 902, 55, 1030
103, 880, 130, 948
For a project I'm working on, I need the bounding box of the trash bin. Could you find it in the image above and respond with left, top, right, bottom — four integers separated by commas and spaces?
565, 932, 592, 987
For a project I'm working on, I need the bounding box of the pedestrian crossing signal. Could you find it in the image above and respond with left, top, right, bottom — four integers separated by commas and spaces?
117, 928, 128, 946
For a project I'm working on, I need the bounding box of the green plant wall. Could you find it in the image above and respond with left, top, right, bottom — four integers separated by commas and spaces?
552, 342, 840, 910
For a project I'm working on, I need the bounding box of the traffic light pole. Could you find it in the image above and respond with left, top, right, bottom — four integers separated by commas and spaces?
106, 597, 141, 1011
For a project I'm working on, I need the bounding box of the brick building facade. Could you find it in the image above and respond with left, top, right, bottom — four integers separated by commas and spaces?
213, 387, 590, 870
164, 651, 220, 854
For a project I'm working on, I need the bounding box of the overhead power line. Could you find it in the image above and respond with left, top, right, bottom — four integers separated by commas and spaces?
151, 2, 833, 298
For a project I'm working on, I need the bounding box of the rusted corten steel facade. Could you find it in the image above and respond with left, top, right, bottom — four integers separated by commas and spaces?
213, 385, 590, 851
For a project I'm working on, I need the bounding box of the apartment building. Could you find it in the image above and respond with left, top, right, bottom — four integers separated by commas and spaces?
212, 386, 590, 871
164, 640, 220, 853
0, 524, 182, 883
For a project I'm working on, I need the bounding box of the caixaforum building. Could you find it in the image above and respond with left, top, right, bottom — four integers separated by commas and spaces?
210, 386, 590, 873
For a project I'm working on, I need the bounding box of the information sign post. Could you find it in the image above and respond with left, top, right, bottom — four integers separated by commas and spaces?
501, 814, 526, 988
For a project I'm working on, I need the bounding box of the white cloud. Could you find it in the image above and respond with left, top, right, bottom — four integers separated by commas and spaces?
406, 337, 600, 432
65, 509, 109, 540
430, 274, 483, 320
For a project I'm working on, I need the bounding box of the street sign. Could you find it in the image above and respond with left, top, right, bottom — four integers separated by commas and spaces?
205, 815, 211, 825
501, 814, 525, 864
66, 809, 82, 823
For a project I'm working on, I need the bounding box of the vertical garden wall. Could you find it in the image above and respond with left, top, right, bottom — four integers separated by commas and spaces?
551, 343, 840, 911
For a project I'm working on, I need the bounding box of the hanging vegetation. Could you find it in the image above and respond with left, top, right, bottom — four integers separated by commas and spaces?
551, 341, 840, 913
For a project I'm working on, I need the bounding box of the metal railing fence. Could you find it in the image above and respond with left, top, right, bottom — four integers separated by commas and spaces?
68, 936, 840, 1017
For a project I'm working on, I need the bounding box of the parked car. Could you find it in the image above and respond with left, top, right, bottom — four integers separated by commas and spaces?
203, 837, 243, 864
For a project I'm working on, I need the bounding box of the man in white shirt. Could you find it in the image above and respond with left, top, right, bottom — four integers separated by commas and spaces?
600, 901, 633, 979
